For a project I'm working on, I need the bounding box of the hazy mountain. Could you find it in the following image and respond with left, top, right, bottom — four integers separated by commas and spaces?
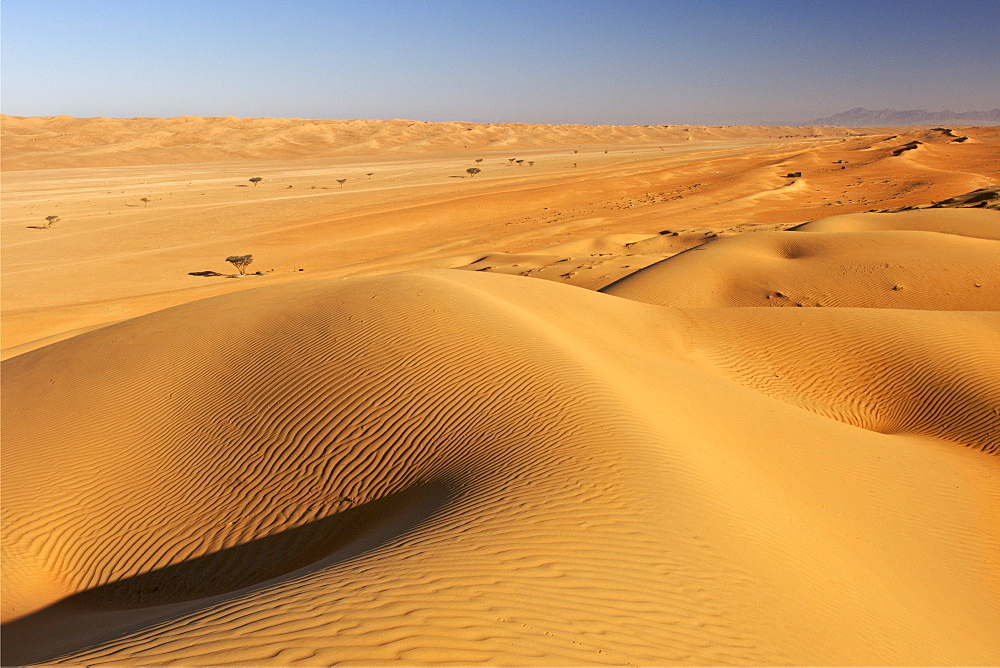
808, 107, 1000, 127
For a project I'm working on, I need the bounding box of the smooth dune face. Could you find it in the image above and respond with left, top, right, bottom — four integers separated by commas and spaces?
2, 117, 1000, 665
601, 223, 1000, 309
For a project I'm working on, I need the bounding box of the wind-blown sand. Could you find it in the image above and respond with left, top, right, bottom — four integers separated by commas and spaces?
2, 116, 999, 665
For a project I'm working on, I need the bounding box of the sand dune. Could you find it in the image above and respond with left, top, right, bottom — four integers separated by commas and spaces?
4, 118, 997, 353
601, 215, 1000, 310
3, 117, 1000, 665
1, 115, 841, 170
4, 265, 999, 665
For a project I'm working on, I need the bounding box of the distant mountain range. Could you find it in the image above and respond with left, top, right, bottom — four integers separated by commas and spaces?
807, 107, 1000, 126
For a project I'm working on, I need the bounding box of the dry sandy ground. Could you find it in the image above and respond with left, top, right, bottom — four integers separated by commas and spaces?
2, 116, 999, 665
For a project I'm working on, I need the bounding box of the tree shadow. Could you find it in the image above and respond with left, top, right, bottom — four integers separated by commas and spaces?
2, 481, 454, 665
188, 270, 225, 277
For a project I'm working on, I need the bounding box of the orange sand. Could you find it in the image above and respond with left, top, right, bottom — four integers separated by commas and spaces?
2, 116, 999, 665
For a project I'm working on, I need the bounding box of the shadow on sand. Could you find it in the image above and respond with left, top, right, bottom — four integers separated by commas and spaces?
2, 481, 454, 665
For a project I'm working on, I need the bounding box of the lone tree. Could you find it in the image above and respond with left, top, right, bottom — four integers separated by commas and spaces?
337, 179, 347, 188
249, 177, 263, 186
475, 158, 483, 164
225, 254, 254, 276
508, 158, 516, 164
44, 215, 60, 228
140, 198, 150, 207
466, 167, 481, 177
366, 172, 374, 179
515, 159, 524, 166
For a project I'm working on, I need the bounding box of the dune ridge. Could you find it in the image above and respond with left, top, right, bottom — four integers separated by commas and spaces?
1, 114, 849, 170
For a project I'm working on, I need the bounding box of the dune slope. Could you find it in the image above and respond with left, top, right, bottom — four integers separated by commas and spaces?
3, 116, 1000, 665
601, 210, 1000, 309
3, 266, 999, 666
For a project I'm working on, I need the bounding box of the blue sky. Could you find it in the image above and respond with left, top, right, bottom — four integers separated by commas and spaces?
2, 0, 998, 124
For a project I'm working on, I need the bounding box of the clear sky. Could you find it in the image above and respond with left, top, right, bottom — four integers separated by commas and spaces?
3, 0, 998, 125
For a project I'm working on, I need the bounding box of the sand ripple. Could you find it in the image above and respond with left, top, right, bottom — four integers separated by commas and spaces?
4, 208, 1000, 665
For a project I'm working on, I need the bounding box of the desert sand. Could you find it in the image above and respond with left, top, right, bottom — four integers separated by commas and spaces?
2, 116, 999, 665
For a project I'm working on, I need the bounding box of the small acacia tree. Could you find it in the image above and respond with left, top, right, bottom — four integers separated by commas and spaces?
337, 179, 347, 188
508, 158, 516, 164
366, 172, 374, 179
225, 254, 254, 276
515, 159, 524, 166
249, 177, 263, 186
466, 167, 481, 177
475, 158, 483, 164
44, 215, 60, 228
140, 197, 150, 207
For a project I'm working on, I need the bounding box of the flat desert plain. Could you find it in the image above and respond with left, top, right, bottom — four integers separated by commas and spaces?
2, 116, 999, 665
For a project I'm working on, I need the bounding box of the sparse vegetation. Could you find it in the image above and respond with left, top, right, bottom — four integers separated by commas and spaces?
366, 172, 374, 179
337, 179, 347, 188
475, 158, 483, 164
225, 254, 254, 276
249, 177, 263, 186
466, 167, 481, 177
508, 158, 516, 164
528, 161, 534, 166
515, 159, 524, 166
140, 198, 150, 207
28, 215, 61, 230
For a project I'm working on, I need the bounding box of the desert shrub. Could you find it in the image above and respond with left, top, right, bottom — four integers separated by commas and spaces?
225, 254, 254, 275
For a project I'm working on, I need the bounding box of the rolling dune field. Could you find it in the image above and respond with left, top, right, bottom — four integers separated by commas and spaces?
2, 116, 999, 665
